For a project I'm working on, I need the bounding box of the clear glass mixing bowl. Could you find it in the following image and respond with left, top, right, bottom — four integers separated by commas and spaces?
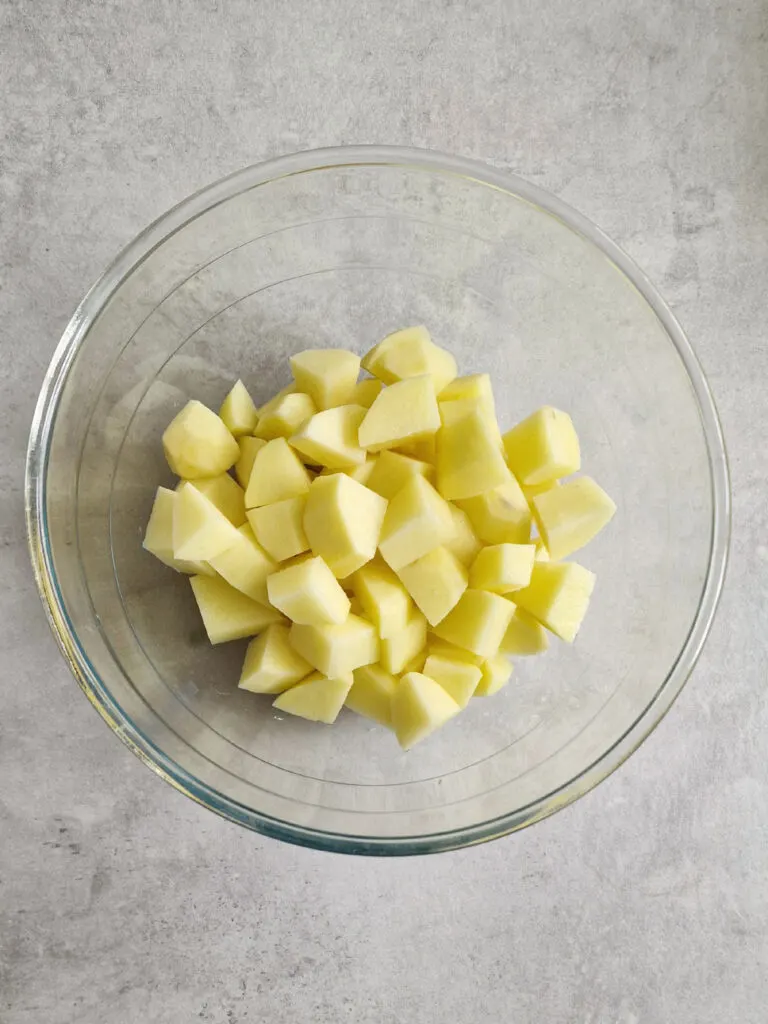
26, 147, 730, 854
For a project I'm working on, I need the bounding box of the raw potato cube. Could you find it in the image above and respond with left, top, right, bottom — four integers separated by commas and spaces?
402, 652, 427, 674
255, 392, 316, 440
350, 378, 383, 409
234, 436, 266, 488
395, 436, 436, 464
289, 615, 379, 677
244, 437, 312, 508
163, 400, 239, 479
290, 405, 367, 468
523, 479, 560, 500
208, 523, 276, 604
267, 556, 350, 626
379, 608, 427, 674
439, 373, 495, 405
435, 406, 510, 500
248, 496, 309, 562
502, 406, 580, 486
258, 384, 296, 417
365, 450, 434, 500
534, 539, 550, 562
457, 476, 531, 544
439, 392, 502, 446
189, 575, 283, 644
423, 654, 481, 708
426, 637, 485, 668
351, 562, 413, 639
345, 664, 398, 726
512, 561, 595, 643
303, 473, 387, 578
362, 326, 457, 394
289, 349, 361, 410
238, 623, 312, 693
532, 476, 616, 560
378, 476, 455, 571
358, 376, 441, 452
443, 505, 482, 567
469, 543, 536, 594
431, 589, 514, 658
219, 380, 258, 437
347, 459, 377, 486
474, 655, 513, 696
182, 473, 246, 526
391, 672, 461, 750
499, 607, 549, 656
143, 487, 214, 575
273, 672, 354, 724
173, 482, 242, 561
397, 547, 468, 626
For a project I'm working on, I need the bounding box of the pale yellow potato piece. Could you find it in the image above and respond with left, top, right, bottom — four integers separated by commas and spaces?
397, 546, 468, 626
350, 561, 413, 639
350, 378, 384, 409
532, 476, 616, 560
511, 561, 595, 643
502, 406, 580, 486
189, 575, 283, 644
273, 671, 354, 724
258, 383, 296, 417
290, 349, 361, 410
289, 405, 367, 469
362, 326, 457, 394
173, 482, 242, 562
219, 380, 258, 437
379, 608, 427, 674
180, 473, 246, 526
391, 672, 461, 750
345, 664, 398, 726
499, 607, 549, 656
234, 436, 266, 488
436, 405, 510, 500
255, 392, 316, 440
358, 376, 441, 453
244, 437, 312, 508
457, 476, 531, 544
208, 523, 276, 604
431, 589, 514, 658
402, 652, 427, 674
247, 496, 309, 562
378, 475, 455, 571
289, 615, 379, 677
303, 473, 387, 578
523, 478, 560, 500
438, 373, 495, 405
238, 623, 313, 694
422, 654, 481, 708
365, 450, 434, 500
474, 655, 513, 696
347, 458, 377, 486
439, 391, 502, 446
534, 539, 550, 562
267, 556, 350, 626
163, 400, 239, 479
469, 543, 535, 594
426, 637, 485, 668
443, 505, 482, 567
142, 486, 214, 576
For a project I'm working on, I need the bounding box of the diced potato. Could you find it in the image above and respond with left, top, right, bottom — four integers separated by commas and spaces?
219, 380, 258, 437
499, 607, 549, 656
289, 615, 379, 677
365, 450, 434, 500
502, 406, 580, 486
181, 473, 246, 526
391, 672, 461, 750
289, 405, 367, 469
379, 608, 427, 674
234, 436, 266, 488
439, 373, 494, 405
435, 405, 510, 500
395, 435, 436, 463
397, 547, 467, 626
267, 556, 350, 626
255, 392, 316, 440
350, 378, 383, 409
273, 672, 354, 724
208, 524, 276, 604
443, 505, 482, 567
238, 623, 312, 693
358, 376, 441, 453
143, 486, 214, 576
426, 637, 485, 668
303, 473, 387, 578
289, 349, 361, 410
162, 400, 239, 479
474, 655, 513, 696
362, 326, 457, 394
189, 575, 283, 644
173, 482, 242, 561
347, 458, 377, 486
402, 652, 427, 674
423, 654, 481, 708
439, 391, 502, 446
457, 476, 531, 544
534, 539, 550, 562
512, 561, 595, 642
350, 562, 413, 639
469, 543, 535, 594
258, 383, 296, 417
345, 664, 398, 726
523, 479, 560, 500
531, 476, 616, 560
247, 496, 309, 562
244, 437, 312, 508
378, 475, 455, 571
431, 589, 514, 658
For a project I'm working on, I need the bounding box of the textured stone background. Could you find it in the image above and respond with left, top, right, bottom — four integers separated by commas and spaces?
2, 1, 767, 1021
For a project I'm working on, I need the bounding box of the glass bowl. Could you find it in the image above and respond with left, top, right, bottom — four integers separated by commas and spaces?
26, 146, 730, 855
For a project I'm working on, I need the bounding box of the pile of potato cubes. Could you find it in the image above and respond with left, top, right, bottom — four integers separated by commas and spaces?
143, 326, 615, 749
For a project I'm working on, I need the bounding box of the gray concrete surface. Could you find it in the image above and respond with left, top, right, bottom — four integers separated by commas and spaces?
1, 1, 767, 1021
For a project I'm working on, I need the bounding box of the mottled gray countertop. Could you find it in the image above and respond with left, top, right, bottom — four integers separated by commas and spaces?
2, 2, 767, 1022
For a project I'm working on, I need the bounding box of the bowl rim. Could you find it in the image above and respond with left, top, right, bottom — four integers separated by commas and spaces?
25, 144, 731, 855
